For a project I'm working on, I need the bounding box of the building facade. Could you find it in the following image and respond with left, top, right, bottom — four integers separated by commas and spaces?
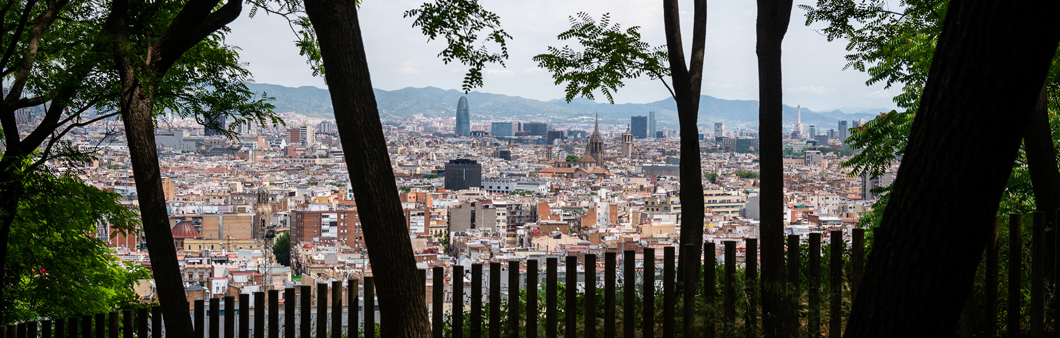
456, 96, 471, 137
444, 159, 482, 191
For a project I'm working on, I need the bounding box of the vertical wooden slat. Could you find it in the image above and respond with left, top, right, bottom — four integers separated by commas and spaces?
225, 296, 235, 338
490, 262, 502, 338
623, 250, 635, 338
210, 298, 220, 338
82, 316, 91, 338
526, 260, 538, 338
604, 252, 616, 338
1055, 209, 1060, 334
508, 261, 520, 338
643, 247, 655, 338
300, 286, 311, 338
851, 228, 864, 301
284, 288, 295, 338
10, 323, 18, 338
435, 267, 446, 338
57, 318, 67, 338
348, 280, 359, 338
788, 234, 801, 338
829, 230, 842, 338
419, 269, 428, 303
268, 290, 280, 338
43, 320, 52, 338
724, 241, 736, 334
453, 269, 465, 338
1, 325, 6, 338
565, 255, 577, 338
17, 322, 26, 338
1009, 214, 1023, 338
662, 247, 675, 338
546, 258, 558, 338
585, 254, 597, 338
109, 312, 119, 338
471, 264, 483, 338
96, 313, 105, 338
340, 281, 350, 338
986, 218, 999, 338
1032, 212, 1045, 338
253, 292, 264, 338
122, 311, 131, 338
682, 244, 696, 338
316, 284, 327, 338
239, 294, 249, 338
364, 278, 375, 338
136, 308, 146, 338
151, 306, 161, 338
26, 322, 35, 338
809, 233, 821, 338
705, 242, 717, 338
746, 238, 758, 337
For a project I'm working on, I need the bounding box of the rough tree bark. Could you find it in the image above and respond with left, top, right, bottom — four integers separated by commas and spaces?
302, 1, 431, 337
843, 0, 1060, 336
1024, 84, 1060, 271
662, 0, 707, 295
755, 0, 793, 335
108, 0, 242, 336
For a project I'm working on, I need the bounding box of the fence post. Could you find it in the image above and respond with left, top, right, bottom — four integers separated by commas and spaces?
151, 307, 161, 338
268, 290, 279, 338
663, 247, 675, 338
109, 312, 119, 338
809, 233, 821, 338
254, 292, 264, 338
682, 244, 696, 338
508, 261, 520, 338
419, 269, 428, 303
829, 231, 842, 338
604, 252, 616, 338
17, 322, 26, 338
747, 238, 758, 338
453, 268, 465, 338
82, 315, 91, 338
490, 262, 501, 338
122, 311, 131, 338
471, 264, 482, 338
705, 242, 716, 338
225, 296, 235, 338
436, 266, 446, 338
364, 277, 375, 338
788, 234, 801, 338
96, 313, 105, 338
348, 280, 358, 338
1009, 214, 1023, 338
300, 286, 311, 338
724, 241, 736, 334
547, 258, 557, 338
332, 281, 341, 338
623, 250, 635, 338
57, 318, 66, 338
284, 287, 295, 338
44, 320, 53, 338
644, 248, 656, 338
10, 323, 18, 338
239, 294, 249, 338
316, 284, 327, 338
851, 228, 864, 301
210, 298, 220, 338
1032, 212, 1045, 338
566, 255, 578, 338
526, 260, 538, 338
586, 254, 598, 338
986, 218, 999, 338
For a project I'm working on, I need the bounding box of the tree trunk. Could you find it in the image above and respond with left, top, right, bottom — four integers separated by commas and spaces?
119, 84, 195, 338
755, 0, 793, 335
0, 164, 20, 324
302, 1, 431, 337
843, 0, 1060, 336
1024, 84, 1059, 273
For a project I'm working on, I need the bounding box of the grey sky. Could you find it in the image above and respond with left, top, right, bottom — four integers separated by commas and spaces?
226, 0, 900, 113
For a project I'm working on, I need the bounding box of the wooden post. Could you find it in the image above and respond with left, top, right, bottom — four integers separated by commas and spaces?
151, 307, 161, 338
829, 231, 842, 338
16, 322, 25, 338
788, 234, 801, 338
1009, 214, 1023, 338
471, 264, 482, 338
82, 316, 91, 338
851, 228, 864, 300
490, 262, 501, 338
300, 286, 311, 338
96, 313, 105, 338
623, 250, 635, 338
508, 261, 520, 338
348, 280, 358, 338
986, 218, 999, 338
109, 312, 119, 338
434, 267, 446, 338
747, 238, 758, 337
253, 292, 264, 338
209, 298, 220, 338
1032, 212, 1045, 338
419, 269, 428, 303
364, 277, 375, 338
268, 290, 279, 338
122, 310, 132, 338
586, 254, 598, 338
705, 242, 716, 338
809, 233, 821, 338
682, 244, 696, 338
316, 285, 327, 338
284, 288, 295, 338
547, 257, 558, 338
332, 281, 342, 338
724, 241, 736, 334
566, 255, 578, 338
663, 247, 675, 338
58, 317, 68, 338
527, 260, 538, 338
44, 320, 52, 338
453, 268, 465, 338
644, 247, 656, 338
604, 252, 616, 338
225, 296, 235, 338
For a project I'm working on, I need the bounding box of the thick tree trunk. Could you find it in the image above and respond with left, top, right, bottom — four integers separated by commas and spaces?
1024, 84, 1059, 272
843, 0, 1060, 336
0, 163, 19, 324
755, 0, 793, 335
302, 1, 431, 337
119, 84, 195, 338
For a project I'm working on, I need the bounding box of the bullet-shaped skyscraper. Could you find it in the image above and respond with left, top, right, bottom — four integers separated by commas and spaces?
455, 96, 470, 137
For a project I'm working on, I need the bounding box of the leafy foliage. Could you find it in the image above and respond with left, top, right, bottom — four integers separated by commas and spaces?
533, 12, 671, 104
565, 155, 580, 162
841, 111, 913, 178
274, 232, 291, 266
734, 170, 760, 179
404, 0, 512, 93
704, 172, 719, 184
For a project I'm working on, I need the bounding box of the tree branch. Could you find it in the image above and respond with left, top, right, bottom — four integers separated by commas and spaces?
0, 0, 38, 77
687, 0, 706, 103
153, 0, 241, 74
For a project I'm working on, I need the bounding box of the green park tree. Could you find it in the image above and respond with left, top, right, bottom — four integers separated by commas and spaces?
273, 232, 291, 266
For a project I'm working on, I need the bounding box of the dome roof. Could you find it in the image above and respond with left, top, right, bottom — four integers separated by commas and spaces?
172, 221, 201, 238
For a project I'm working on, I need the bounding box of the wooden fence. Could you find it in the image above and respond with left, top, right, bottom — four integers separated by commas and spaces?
2, 212, 1054, 337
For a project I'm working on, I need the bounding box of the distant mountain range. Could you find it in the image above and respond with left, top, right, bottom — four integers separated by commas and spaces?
245, 83, 888, 131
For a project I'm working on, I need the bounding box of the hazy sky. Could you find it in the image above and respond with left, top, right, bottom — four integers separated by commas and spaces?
226, 0, 901, 113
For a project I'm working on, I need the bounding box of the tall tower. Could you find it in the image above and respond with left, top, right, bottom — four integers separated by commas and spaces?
648, 111, 657, 138
456, 96, 470, 137
621, 125, 634, 158
585, 114, 606, 167
794, 105, 804, 139
253, 187, 270, 240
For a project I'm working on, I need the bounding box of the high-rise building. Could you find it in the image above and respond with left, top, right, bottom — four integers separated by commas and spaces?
491, 122, 514, 137
547, 130, 565, 145
714, 122, 724, 140
631, 115, 648, 139
837, 119, 849, 142
203, 114, 226, 136
649, 111, 657, 139
794, 105, 804, 139
455, 96, 471, 137
444, 159, 482, 191
523, 122, 549, 136
291, 208, 364, 250
808, 125, 817, 138
317, 120, 337, 135
300, 124, 315, 146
